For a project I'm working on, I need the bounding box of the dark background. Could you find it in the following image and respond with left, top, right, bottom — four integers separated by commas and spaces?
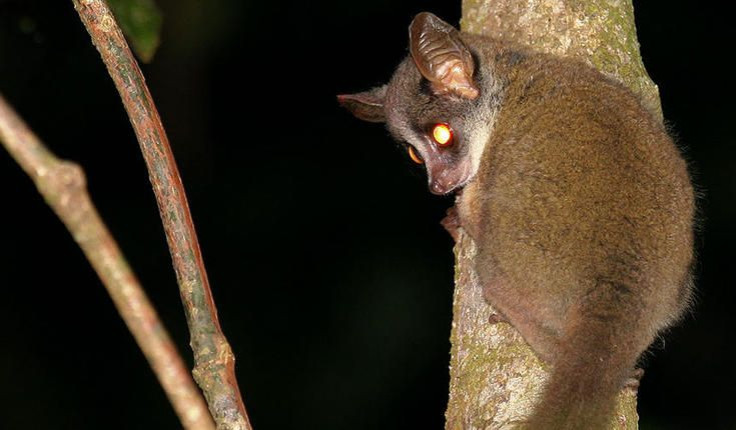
0, 1, 732, 429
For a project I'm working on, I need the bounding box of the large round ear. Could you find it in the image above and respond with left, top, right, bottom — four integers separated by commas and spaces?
409, 12, 479, 100
337, 86, 387, 123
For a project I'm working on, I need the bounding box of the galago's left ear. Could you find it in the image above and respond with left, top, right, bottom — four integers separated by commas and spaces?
410, 12, 479, 100
337, 85, 387, 123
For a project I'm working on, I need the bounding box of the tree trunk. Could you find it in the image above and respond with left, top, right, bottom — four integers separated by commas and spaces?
446, 1, 660, 428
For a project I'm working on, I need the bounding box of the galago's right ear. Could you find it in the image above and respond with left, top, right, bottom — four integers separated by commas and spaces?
337, 85, 387, 123
410, 12, 479, 100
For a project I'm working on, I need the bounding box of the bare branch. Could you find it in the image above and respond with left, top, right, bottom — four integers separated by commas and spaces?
0, 94, 215, 430
70, 1, 251, 428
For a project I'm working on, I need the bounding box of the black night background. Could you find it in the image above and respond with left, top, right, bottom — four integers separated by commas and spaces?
0, 1, 733, 429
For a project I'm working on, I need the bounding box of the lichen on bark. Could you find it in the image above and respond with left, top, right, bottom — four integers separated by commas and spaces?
461, 0, 661, 119
446, 1, 660, 428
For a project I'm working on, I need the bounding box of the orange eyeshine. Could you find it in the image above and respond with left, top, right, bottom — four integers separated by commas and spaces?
408, 146, 423, 164
432, 123, 453, 146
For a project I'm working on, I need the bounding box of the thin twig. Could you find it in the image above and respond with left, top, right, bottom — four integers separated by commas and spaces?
70, 1, 251, 428
0, 94, 215, 430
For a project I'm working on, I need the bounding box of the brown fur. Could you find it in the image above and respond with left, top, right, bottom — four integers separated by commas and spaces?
463, 43, 693, 428
340, 13, 694, 429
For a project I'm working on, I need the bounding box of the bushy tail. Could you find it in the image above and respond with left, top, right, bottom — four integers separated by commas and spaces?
525, 280, 650, 430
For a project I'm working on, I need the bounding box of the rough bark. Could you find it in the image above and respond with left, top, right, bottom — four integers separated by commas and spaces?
446, 1, 660, 428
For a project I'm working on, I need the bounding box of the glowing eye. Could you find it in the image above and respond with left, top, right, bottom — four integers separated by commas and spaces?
408, 146, 423, 164
432, 123, 453, 146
